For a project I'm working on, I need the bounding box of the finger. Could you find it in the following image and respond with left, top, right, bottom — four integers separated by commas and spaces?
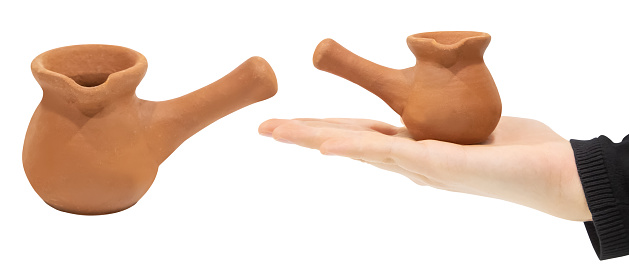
258, 118, 291, 136
320, 134, 467, 177
364, 155, 491, 198
271, 120, 361, 149
319, 133, 419, 164
321, 118, 401, 135
291, 120, 369, 132
261, 118, 398, 138
294, 118, 401, 135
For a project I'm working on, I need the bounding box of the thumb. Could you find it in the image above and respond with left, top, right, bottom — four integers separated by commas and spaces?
319, 132, 465, 176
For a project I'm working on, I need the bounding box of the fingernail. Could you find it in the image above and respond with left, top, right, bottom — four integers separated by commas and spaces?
259, 132, 272, 137
276, 138, 293, 144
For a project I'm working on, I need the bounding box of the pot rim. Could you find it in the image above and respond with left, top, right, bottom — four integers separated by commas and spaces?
407, 31, 490, 49
31, 44, 148, 90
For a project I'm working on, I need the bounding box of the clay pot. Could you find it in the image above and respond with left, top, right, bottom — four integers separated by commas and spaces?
313, 31, 501, 144
24, 44, 277, 215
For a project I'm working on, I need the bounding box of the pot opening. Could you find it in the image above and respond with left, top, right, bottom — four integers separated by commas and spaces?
40, 45, 139, 88
69, 73, 111, 87
412, 31, 487, 45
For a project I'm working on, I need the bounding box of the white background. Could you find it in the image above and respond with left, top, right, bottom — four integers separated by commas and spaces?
1, 0, 628, 272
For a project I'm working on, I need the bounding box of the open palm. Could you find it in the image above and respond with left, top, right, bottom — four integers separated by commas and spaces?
259, 116, 591, 221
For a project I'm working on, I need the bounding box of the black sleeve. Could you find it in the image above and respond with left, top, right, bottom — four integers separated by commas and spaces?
570, 135, 629, 260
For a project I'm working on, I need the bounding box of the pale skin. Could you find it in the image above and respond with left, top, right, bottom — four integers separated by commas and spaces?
259, 116, 593, 222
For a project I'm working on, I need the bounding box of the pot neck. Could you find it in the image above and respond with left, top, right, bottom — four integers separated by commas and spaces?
406, 31, 490, 68
31, 44, 147, 116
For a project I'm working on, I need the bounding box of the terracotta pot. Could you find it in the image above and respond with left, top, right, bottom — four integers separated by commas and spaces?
313, 31, 501, 144
24, 44, 277, 215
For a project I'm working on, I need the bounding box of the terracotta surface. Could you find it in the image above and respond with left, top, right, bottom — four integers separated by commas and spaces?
24, 44, 277, 215
313, 31, 502, 144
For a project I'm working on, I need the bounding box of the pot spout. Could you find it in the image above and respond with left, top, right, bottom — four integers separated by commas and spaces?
146, 56, 278, 163
313, 39, 411, 115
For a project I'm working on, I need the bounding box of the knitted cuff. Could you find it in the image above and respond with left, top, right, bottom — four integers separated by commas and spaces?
571, 137, 629, 260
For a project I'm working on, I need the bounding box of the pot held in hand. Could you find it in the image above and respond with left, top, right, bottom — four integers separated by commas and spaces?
313, 31, 502, 144
24, 44, 278, 215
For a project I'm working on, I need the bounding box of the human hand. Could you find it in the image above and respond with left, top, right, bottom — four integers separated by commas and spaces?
258, 117, 592, 222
